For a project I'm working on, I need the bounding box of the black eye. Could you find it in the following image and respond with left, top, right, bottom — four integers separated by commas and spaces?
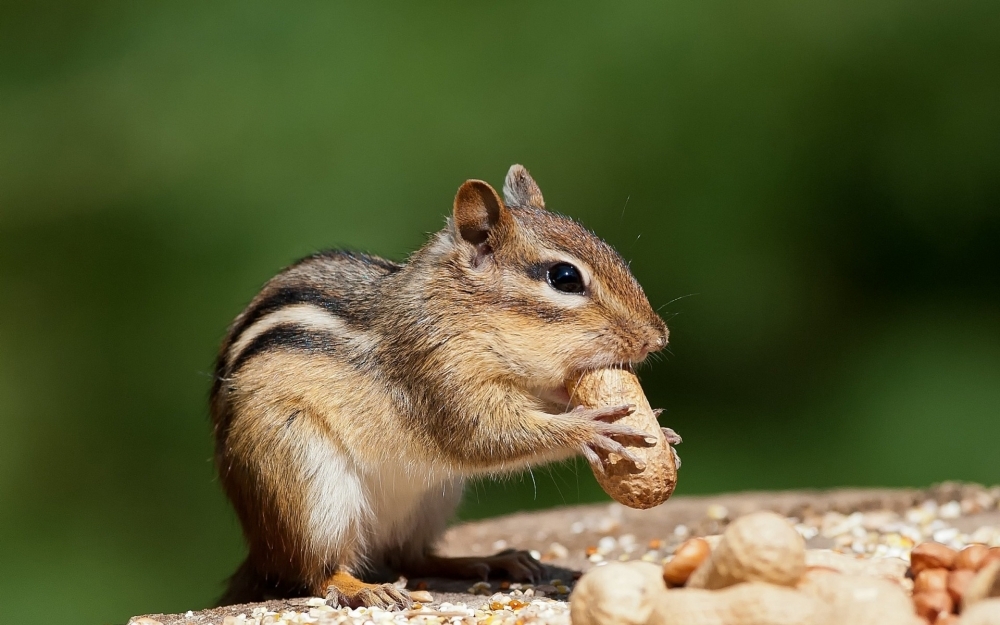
546, 262, 585, 294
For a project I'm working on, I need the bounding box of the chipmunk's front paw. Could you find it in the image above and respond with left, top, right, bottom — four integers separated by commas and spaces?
569, 404, 655, 473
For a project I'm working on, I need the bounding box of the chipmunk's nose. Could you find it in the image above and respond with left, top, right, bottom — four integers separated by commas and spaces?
637, 325, 669, 359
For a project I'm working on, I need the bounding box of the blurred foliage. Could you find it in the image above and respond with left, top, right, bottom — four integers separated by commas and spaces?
1, 1, 999, 622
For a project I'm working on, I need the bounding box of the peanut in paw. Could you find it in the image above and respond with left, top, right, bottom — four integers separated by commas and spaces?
567, 368, 677, 509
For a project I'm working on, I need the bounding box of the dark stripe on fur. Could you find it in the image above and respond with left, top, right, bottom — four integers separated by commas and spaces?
229, 286, 349, 350
210, 250, 398, 415
227, 251, 399, 360
229, 324, 343, 374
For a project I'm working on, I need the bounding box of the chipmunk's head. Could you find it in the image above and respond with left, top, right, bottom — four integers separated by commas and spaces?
445, 164, 667, 400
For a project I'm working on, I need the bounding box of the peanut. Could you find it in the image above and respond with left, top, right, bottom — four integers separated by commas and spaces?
913, 591, 954, 622
915, 568, 951, 594
805, 549, 908, 581
569, 561, 665, 625
911, 543, 959, 575
663, 537, 711, 586
962, 560, 1000, 612
687, 511, 806, 590
567, 368, 677, 509
959, 598, 1000, 625
957, 545, 991, 571
982, 548, 1000, 569
798, 571, 924, 625
650, 582, 830, 625
949, 569, 976, 603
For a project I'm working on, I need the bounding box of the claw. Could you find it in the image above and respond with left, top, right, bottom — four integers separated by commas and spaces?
472, 562, 490, 581
594, 421, 655, 444
573, 404, 635, 422
587, 435, 647, 471
661, 426, 682, 445
581, 444, 603, 471
326, 580, 411, 610
417, 549, 544, 584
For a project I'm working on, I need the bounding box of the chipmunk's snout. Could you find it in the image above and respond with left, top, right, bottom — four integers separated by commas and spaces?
627, 322, 669, 362
646, 331, 668, 354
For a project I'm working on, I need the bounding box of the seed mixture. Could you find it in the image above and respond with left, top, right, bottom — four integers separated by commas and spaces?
129, 484, 1000, 625
184, 596, 572, 625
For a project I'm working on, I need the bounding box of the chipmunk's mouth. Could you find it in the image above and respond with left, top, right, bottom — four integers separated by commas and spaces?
572, 362, 635, 379
535, 385, 572, 408
547, 363, 635, 407
534, 363, 637, 411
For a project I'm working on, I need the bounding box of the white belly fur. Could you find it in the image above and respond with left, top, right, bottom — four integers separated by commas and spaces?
302, 435, 461, 569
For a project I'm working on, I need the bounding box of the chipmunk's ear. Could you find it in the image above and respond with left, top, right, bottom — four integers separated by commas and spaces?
453, 179, 507, 249
502, 164, 546, 210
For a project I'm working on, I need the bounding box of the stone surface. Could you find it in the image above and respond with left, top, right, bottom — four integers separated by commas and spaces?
129, 484, 1000, 625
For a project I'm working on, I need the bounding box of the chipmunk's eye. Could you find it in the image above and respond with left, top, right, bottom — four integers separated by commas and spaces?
547, 262, 585, 294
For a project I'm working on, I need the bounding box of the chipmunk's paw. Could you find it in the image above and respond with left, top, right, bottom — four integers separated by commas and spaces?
570, 404, 656, 473
324, 571, 412, 610
405, 551, 546, 585
477, 548, 547, 584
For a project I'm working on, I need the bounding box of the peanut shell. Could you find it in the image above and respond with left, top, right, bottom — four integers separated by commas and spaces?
798, 572, 924, 625
650, 582, 831, 625
568, 368, 677, 509
570, 561, 665, 625
687, 511, 806, 590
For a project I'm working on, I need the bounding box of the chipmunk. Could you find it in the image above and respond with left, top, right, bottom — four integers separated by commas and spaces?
210, 165, 673, 609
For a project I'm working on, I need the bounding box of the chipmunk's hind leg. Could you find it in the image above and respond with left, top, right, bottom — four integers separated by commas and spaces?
406, 550, 547, 584
321, 569, 412, 610
218, 557, 308, 606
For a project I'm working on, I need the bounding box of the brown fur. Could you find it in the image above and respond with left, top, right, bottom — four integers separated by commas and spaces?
210, 165, 668, 606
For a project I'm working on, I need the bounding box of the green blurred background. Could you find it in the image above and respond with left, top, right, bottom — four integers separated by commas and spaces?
2, 1, 999, 622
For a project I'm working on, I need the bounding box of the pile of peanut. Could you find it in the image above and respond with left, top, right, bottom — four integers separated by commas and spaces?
910, 542, 1000, 623
571, 511, 1000, 625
